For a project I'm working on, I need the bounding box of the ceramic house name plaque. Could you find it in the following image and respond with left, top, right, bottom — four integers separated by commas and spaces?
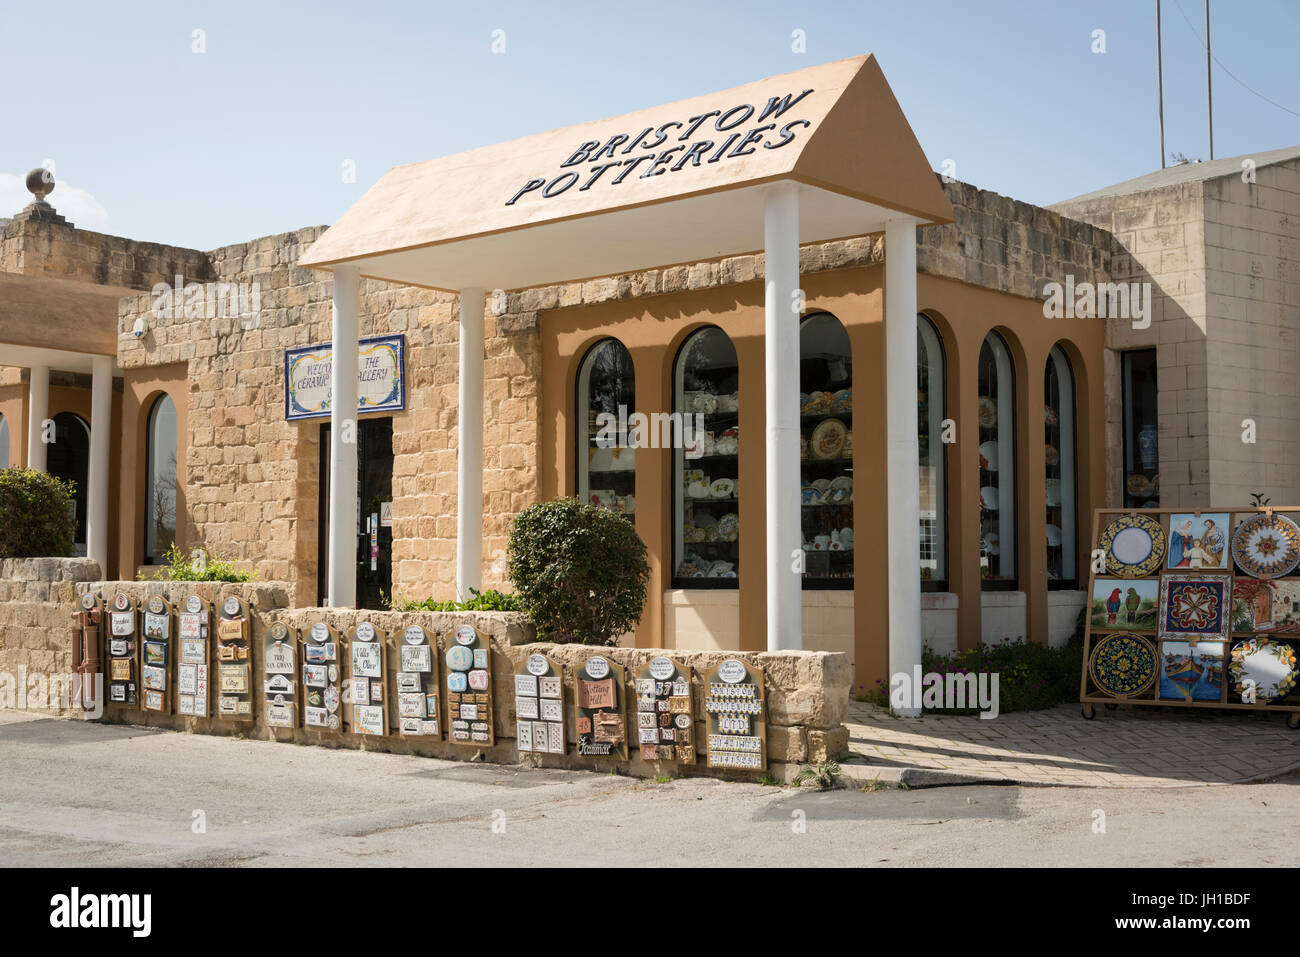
215, 596, 254, 720
575, 655, 627, 760
514, 653, 565, 755
348, 623, 388, 736
396, 625, 441, 738
445, 624, 494, 747
634, 657, 695, 764
264, 621, 298, 729
176, 595, 212, 718
106, 593, 138, 706
301, 622, 342, 731
703, 658, 767, 771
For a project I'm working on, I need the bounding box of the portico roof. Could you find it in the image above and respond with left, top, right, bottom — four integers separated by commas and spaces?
0, 271, 132, 370
300, 54, 953, 291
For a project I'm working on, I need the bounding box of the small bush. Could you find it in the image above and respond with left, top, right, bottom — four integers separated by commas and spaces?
852, 635, 1085, 715
385, 588, 523, 612
0, 467, 76, 559
143, 544, 256, 582
508, 498, 649, 645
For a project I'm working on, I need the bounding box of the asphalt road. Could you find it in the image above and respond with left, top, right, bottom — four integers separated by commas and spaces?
0, 712, 1294, 867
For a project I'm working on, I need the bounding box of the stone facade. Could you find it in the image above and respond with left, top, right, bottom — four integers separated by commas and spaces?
1053, 156, 1300, 509
110, 177, 1111, 605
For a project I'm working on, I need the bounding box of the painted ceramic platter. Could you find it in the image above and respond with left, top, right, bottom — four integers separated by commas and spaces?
1232, 513, 1300, 579
977, 441, 998, 472
1088, 633, 1158, 698
1229, 637, 1298, 702
810, 418, 847, 459
977, 396, 997, 429
1098, 513, 1166, 578
717, 513, 739, 542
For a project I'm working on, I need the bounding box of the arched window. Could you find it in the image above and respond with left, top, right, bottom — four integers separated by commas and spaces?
799, 312, 853, 587
576, 338, 635, 519
978, 332, 1016, 588
47, 412, 90, 554
672, 326, 738, 587
145, 394, 178, 564
1045, 346, 1078, 585
917, 315, 947, 589
0, 413, 8, 467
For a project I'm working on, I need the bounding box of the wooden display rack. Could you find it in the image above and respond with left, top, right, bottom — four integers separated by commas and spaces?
300, 621, 343, 731
215, 596, 255, 721
177, 595, 213, 718
445, 624, 495, 747
140, 595, 174, 714
1081, 506, 1300, 727
105, 592, 139, 708
395, 624, 441, 738
513, 651, 565, 755
264, 621, 299, 730
347, 622, 389, 736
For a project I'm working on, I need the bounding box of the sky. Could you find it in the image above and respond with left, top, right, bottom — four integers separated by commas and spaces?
2, 0, 1298, 251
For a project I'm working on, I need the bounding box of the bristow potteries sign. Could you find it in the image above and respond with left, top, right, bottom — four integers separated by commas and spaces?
284, 334, 405, 421
505, 88, 815, 207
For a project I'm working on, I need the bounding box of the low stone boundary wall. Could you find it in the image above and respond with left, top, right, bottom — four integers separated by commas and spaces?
28, 578, 851, 782
0, 559, 103, 713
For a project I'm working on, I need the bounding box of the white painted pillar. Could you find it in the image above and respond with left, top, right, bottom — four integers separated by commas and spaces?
328, 265, 360, 608
764, 183, 802, 651
26, 364, 49, 471
87, 356, 112, 577
457, 287, 486, 600
885, 219, 922, 716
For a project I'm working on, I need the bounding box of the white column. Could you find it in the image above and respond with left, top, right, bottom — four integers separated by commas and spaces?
457, 287, 486, 600
26, 364, 49, 471
86, 356, 112, 577
885, 219, 922, 716
764, 183, 802, 651
328, 265, 360, 608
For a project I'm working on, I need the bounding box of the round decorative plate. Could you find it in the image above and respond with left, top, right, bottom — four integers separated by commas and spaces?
1098, 514, 1166, 577
810, 418, 847, 459
1089, 633, 1158, 697
977, 396, 997, 429
1229, 637, 1298, 702
1232, 513, 1300, 579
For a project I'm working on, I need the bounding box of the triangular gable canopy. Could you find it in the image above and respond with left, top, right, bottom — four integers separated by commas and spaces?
300, 54, 952, 292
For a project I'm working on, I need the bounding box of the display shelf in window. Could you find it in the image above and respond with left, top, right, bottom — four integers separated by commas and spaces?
799, 313, 854, 588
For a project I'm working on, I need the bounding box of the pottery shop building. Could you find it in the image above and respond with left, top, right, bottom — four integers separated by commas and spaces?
3, 54, 1295, 689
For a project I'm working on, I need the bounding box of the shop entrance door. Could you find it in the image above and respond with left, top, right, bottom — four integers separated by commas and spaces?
318, 418, 393, 608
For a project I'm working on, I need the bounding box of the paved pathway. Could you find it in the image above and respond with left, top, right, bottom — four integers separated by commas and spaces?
845, 701, 1300, 788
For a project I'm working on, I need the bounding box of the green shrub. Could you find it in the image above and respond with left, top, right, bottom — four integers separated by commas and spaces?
508, 498, 649, 644
853, 635, 1085, 715
0, 467, 76, 559
142, 544, 256, 582
385, 588, 523, 612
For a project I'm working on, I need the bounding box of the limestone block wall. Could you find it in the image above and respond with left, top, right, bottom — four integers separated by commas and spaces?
0, 218, 212, 291
0, 558, 102, 712
1201, 159, 1300, 506
1053, 182, 1210, 508
68, 589, 849, 781
115, 228, 542, 602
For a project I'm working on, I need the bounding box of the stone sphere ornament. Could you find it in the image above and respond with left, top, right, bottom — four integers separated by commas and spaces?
26, 167, 54, 200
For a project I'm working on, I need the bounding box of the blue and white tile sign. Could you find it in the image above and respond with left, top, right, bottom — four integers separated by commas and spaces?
284, 334, 405, 421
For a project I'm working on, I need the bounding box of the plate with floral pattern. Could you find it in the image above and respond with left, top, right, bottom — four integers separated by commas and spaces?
1098, 514, 1166, 578
1088, 633, 1158, 697
1231, 513, 1300, 579
1228, 636, 1298, 702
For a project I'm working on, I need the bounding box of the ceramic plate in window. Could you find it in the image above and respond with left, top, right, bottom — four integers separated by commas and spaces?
1228, 636, 1298, 701
1088, 633, 1157, 697
1098, 514, 1166, 577
977, 396, 997, 429
1231, 513, 1300, 579
810, 418, 847, 459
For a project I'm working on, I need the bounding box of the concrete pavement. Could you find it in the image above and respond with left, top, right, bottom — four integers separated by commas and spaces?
0, 712, 1297, 867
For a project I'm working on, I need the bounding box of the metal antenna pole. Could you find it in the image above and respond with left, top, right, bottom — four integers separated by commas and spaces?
1157, 0, 1166, 169
1205, 0, 1214, 160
